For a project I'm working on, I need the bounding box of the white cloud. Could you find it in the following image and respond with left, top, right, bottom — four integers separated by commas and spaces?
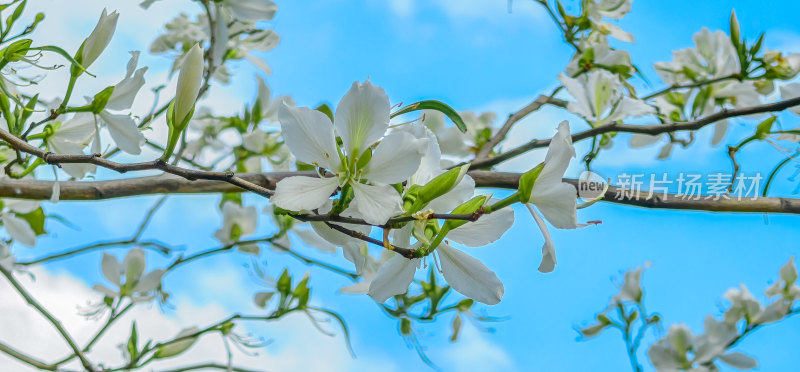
381, 0, 546, 23
437, 326, 515, 372
0, 267, 396, 371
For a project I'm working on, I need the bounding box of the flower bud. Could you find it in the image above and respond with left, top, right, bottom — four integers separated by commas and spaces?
79, 9, 118, 70
153, 327, 199, 359
172, 43, 204, 128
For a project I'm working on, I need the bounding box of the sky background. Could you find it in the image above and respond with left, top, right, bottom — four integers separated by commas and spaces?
2, 0, 800, 371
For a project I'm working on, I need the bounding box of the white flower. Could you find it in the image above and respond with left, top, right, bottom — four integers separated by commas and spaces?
367, 215, 506, 304
80, 9, 119, 69
584, 0, 634, 43
0, 242, 14, 271
93, 248, 165, 301
422, 110, 497, 158
47, 114, 97, 179
214, 202, 258, 244
271, 80, 428, 225
654, 28, 739, 85
522, 121, 581, 273
566, 35, 633, 76
96, 53, 149, 156
559, 70, 654, 126
254, 75, 294, 122
765, 257, 800, 299
222, 0, 277, 23
1, 199, 40, 247
612, 265, 645, 303
173, 43, 205, 127
780, 83, 800, 115
722, 284, 762, 325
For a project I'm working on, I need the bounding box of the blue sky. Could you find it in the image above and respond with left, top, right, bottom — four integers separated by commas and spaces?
3, 0, 800, 371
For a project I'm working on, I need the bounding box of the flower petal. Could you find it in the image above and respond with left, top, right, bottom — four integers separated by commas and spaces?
294, 228, 337, 253
122, 248, 146, 284
718, 352, 758, 370
278, 104, 341, 170
528, 204, 557, 273
101, 252, 121, 286
448, 207, 514, 247
334, 80, 390, 156
438, 244, 504, 305
133, 269, 164, 293
99, 111, 145, 155
368, 254, 418, 302
351, 182, 404, 225
363, 132, 427, 184
271, 176, 339, 212
2, 213, 36, 247
531, 181, 578, 229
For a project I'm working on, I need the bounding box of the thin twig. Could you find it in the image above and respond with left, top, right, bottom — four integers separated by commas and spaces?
469, 96, 800, 169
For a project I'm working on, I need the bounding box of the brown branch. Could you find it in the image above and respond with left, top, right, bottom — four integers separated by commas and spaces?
2, 170, 800, 214
474, 95, 567, 159
470, 96, 800, 169
0, 127, 274, 198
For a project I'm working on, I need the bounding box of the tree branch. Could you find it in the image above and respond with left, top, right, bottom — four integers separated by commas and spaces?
0, 128, 274, 198
2, 170, 797, 214
470, 96, 800, 169
474, 95, 567, 159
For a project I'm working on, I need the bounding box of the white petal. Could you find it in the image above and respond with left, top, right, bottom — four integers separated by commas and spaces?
606, 97, 654, 123
438, 244, 504, 305
448, 207, 514, 247
2, 213, 36, 247
342, 243, 367, 275
225, 0, 277, 23
211, 4, 229, 66
101, 253, 121, 286
92, 284, 118, 298
528, 204, 557, 273
294, 228, 337, 253
271, 176, 339, 212
629, 133, 663, 148
718, 352, 758, 370
334, 80, 390, 156
711, 120, 729, 146
534, 121, 576, 192
427, 175, 476, 213
99, 111, 145, 155
53, 113, 96, 144
5, 199, 40, 214
558, 74, 594, 119
363, 132, 427, 184
106, 51, 147, 111
531, 181, 578, 229
310, 220, 371, 247
50, 181, 60, 204
133, 269, 164, 293
368, 254, 418, 302
779, 83, 800, 115
278, 104, 341, 170
351, 182, 404, 225
122, 248, 146, 284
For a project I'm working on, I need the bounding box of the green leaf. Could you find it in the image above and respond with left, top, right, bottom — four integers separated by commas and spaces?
91, 86, 114, 113
391, 100, 467, 133
314, 103, 334, 122
755, 116, 777, 140
17, 206, 45, 235
276, 268, 292, 295
518, 162, 545, 203
5, 0, 25, 31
